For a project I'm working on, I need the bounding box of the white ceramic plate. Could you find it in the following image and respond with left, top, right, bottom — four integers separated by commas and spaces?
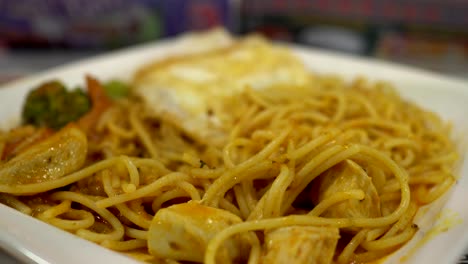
0, 36, 467, 264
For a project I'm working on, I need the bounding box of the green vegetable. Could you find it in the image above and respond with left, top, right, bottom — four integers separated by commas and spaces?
22, 81, 91, 130
103, 80, 129, 99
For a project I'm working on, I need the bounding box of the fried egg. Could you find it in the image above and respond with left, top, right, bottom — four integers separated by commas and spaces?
132, 28, 312, 145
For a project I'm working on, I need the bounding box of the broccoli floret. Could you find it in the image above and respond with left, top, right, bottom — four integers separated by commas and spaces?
103, 80, 129, 99
22, 81, 91, 130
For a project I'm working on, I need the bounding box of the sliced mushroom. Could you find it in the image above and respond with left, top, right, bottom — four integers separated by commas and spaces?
262, 226, 340, 264
0, 126, 87, 194
148, 202, 244, 263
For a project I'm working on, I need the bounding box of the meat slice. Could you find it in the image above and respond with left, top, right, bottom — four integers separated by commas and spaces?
262, 226, 340, 264
148, 202, 244, 263
318, 160, 381, 225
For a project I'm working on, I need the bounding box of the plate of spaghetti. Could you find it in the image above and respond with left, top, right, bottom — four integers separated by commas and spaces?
0, 29, 467, 264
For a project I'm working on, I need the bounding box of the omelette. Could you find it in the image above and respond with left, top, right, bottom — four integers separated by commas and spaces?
132, 28, 312, 145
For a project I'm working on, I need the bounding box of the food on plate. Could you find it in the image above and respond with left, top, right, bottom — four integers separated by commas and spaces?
262, 226, 339, 264
22, 80, 91, 130
132, 29, 311, 146
148, 202, 245, 263
0, 29, 458, 264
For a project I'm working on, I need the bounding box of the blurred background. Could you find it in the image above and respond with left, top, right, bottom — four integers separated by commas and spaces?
0, 0, 467, 83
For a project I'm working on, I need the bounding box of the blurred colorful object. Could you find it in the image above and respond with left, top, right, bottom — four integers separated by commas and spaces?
0, 0, 232, 48
0, 0, 467, 79
239, 0, 468, 77
375, 33, 468, 77
241, 0, 468, 28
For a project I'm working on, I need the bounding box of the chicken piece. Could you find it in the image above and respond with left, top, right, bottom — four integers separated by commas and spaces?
132, 28, 312, 145
0, 126, 87, 194
148, 202, 244, 263
318, 159, 381, 223
262, 226, 339, 264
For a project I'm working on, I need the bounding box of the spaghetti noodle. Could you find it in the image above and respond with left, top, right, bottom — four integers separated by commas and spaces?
0, 73, 458, 263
